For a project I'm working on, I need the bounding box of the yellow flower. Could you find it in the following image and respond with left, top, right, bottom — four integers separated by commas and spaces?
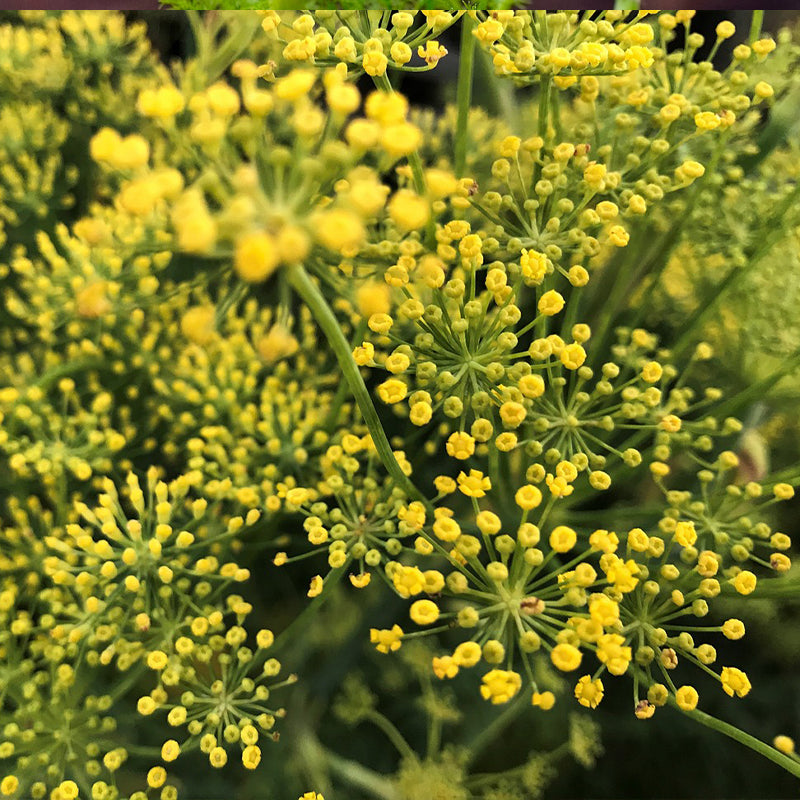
520, 249, 549, 284
499, 401, 526, 428
716, 20, 736, 39
433, 515, 461, 542
209, 746, 228, 768
732, 570, 757, 595
410, 599, 439, 626
418, 40, 448, 67
243, 745, 262, 770
608, 225, 630, 247
722, 619, 745, 640
453, 641, 482, 668
518, 374, 545, 398
596, 633, 631, 676
720, 667, 751, 698
515, 484, 542, 510
446, 431, 476, 460
551, 643, 582, 672
377, 379, 407, 405
138, 85, 185, 118
574, 675, 604, 708
674, 521, 697, 548
560, 343, 586, 370
314, 208, 366, 255
675, 685, 699, 711
363, 51, 388, 77
532, 691, 556, 710
388, 190, 430, 231
641, 361, 663, 383
57, 782, 79, 800
234, 232, 279, 283
349, 573, 371, 589
695, 111, 721, 131
589, 594, 619, 627
275, 69, 316, 101
549, 525, 577, 553
353, 341, 375, 366
392, 565, 426, 598
370, 624, 404, 653
457, 469, 491, 498
480, 669, 522, 704
161, 739, 181, 762
147, 650, 168, 670
433, 655, 459, 679
538, 290, 565, 316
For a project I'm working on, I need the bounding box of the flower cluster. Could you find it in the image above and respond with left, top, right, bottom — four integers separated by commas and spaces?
372, 445, 792, 717
137, 619, 293, 771
0, 9, 799, 799
42, 469, 258, 665
258, 10, 458, 78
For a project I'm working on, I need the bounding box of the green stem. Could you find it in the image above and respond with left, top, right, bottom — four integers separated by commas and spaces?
463, 691, 529, 767
272, 566, 346, 653
205, 13, 263, 86
720, 577, 800, 600
454, 14, 476, 178
749, 11, 764, 45
538, 75, 551, 141
364, 710, 417, 762
324, 318, 368, 431
323, 747, 400, 800
671, 702, 800, 780
706, 349, 800, 419
287, 264, 427, 505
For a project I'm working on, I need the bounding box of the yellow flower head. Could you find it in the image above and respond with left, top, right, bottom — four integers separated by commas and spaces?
457, 469, 491, 498
574, 675, 605, 709
480, 669, 522, 704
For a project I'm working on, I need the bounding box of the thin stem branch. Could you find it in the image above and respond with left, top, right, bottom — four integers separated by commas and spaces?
287, 263, 427, 506
272, 566, 346, 653
670, 700, 800, 780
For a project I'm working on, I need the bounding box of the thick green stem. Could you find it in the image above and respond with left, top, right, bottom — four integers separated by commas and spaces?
671, 701, 800, 780
287, 263, 426, 505
706, 349, 800, 419
205, 13, 263, 86
304, 735, 399, 800
538, 75, 551, 141
720, 577, 800, 600
324, 748, 400, 800
749, 11, 764, 45
454, 15, 476, 178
